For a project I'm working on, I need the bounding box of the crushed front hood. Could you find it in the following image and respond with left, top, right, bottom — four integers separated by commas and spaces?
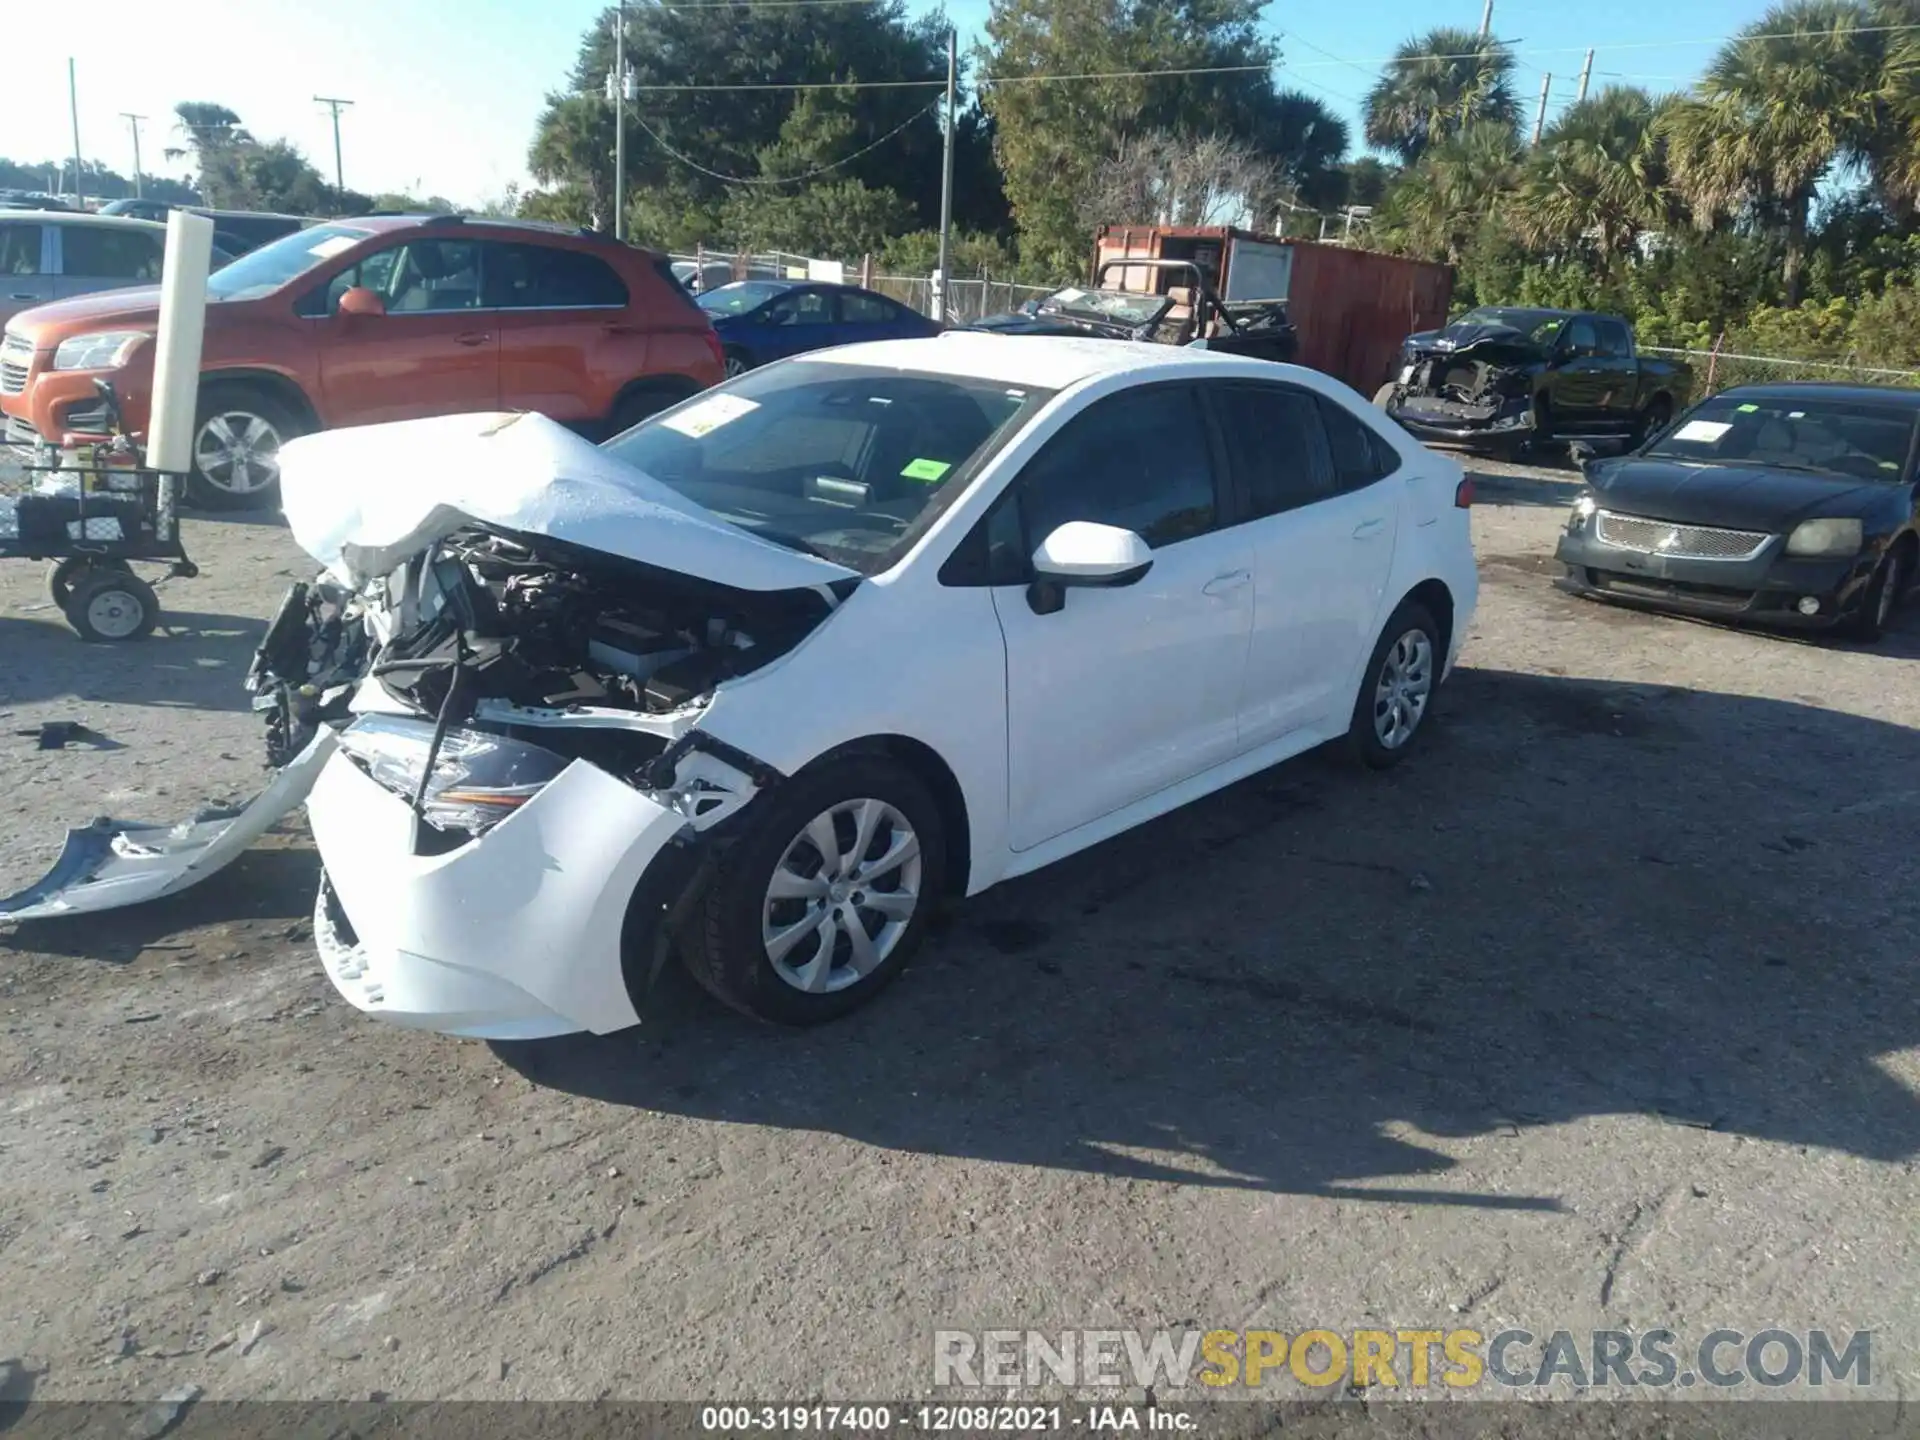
1406, 321, 1547, 366
0, 731, 337, 923
277, 410, 859, 592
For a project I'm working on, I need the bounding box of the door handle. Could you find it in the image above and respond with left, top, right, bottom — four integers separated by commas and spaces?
7, 293, 34, 301
1202, 569, 1251, 596
1352, 518, 1388, 539
455, 331, 492, 347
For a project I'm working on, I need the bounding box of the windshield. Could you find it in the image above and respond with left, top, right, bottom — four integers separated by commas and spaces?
206, 223, 371, 302
1040, 286, 1169, 327
698, 281, 788, 316
1457, 307, 1568, 345
603, 361, 1054, 574
1642, 393, 1916, 481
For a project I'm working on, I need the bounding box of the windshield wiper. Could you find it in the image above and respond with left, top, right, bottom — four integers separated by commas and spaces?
758, 530, 837, 561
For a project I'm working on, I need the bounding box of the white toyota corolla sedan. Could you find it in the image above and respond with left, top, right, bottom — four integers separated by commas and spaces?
263, 335, 1478, 1036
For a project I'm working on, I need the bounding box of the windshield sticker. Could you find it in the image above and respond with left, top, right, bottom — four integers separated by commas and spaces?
1674, 419, 1732, 443
660, 393, 760, 438
901, 458, 951, 483
308, 235, 359, 260
1737, 403, 1759, 412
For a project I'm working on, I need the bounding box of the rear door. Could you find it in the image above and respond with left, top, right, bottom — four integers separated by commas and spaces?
52, 222, 164, 301
488, 240, 635, 423
313, 237, 500, 424
1208, 378, 1401, 743
0, 221, 55, 328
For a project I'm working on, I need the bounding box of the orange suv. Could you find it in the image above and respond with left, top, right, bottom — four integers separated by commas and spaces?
0, 215, 725, 509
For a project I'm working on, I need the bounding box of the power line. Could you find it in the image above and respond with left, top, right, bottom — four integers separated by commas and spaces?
632, 61, 1275, 92
629, 102, 935, 183
1283, 21, 1920, 70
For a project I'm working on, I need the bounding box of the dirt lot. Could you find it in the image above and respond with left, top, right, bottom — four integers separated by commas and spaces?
1, 448, 1917, 1408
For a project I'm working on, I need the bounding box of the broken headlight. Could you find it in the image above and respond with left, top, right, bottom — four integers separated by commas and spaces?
337, 714, 569, 834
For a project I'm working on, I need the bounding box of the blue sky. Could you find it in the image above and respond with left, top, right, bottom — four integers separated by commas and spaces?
8, 0, 1769, 206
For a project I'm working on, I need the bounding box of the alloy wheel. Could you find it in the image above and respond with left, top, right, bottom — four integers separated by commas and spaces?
724, 354, 748, 378
761, 798, 923, 994
1373, 628, 1434, 750
193, 411, 284, 496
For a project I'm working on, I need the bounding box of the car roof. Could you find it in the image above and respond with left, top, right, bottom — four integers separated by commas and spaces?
1717, 381, 1920, 408
0, 211, 167, 232
802, 333, 1256, 389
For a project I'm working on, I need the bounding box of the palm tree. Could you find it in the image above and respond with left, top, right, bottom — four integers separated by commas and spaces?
528, 93, 617, 233
1363, 27, 1520, 164
1866, 0, 1920, 211
1516, 86, 1670, 260
1374, 120, 1522, 264
1661, 0, 1883, 303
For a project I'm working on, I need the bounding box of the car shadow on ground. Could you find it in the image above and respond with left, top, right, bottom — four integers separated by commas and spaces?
180, 505, 287, 529
496, 669, 1920, 1209
0, 608, 266, 711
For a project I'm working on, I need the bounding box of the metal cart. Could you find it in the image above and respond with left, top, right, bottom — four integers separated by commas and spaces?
0, 382, 197, 641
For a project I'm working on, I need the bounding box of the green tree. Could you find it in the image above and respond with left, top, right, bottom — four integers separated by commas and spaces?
529, 94, 617, 232
980, 0, 1288, 274
1362, 27, 1519, 164
1372, 120, 1522, 266
1264, 90, 1351, 209
1661, 0, 1884, 302
1515, 86, 1670, 262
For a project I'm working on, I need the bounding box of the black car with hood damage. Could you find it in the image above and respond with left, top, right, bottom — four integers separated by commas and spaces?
1377, 306, 1689, 452
1555, 382, 1920, 642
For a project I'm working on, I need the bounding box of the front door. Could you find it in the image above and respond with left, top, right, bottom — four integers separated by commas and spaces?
1551, 316, 1609, 428
316, 238, 499, 425
752, 287, 842, 363
1205, 381, 1401, 740
989, 384, 1255, 851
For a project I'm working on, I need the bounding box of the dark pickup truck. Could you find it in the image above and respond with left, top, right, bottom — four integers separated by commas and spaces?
1376, 306, 1690, 452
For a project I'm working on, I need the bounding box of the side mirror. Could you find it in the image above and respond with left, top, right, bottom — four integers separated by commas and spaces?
1571, 437, 1629, 473
1027, 521, 1152, 614
1568, 440, 1596, 474
337, 286, 386, 319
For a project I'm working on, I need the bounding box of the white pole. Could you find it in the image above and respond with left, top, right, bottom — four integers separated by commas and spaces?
1577, 49, 1594, 103
935, 28, 956, 323
1533, 73, 1551, 146
68, 59, 86, 206
1479, 0, 1494, 37
614, 0, 627, 241
147, 210, 215, 479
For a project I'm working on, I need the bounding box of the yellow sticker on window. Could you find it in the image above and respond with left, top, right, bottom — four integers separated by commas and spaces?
901, 458, 951, 482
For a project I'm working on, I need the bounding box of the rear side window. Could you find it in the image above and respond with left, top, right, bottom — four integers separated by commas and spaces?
484, 242, 628, 308
1209, 382, 1335, 518
0, 224, 44, 275
1015, 386, 1218, 549
1317, 396, 1401, 489
61, 225, 163, 280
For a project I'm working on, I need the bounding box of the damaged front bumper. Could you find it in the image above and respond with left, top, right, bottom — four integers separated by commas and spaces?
0, 732, 338, 923
1384, 392, 1535, 446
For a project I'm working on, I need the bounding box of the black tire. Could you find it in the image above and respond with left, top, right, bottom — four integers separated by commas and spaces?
63, 568, 159, 642
47, 556, 131, 609
682, 754, 948, 1025
607, 382, 695, 437
1346, 600, 1442, 770
1846, 543, 1910, 644
185, 384, 307, 512
1529, 393, 1554, 446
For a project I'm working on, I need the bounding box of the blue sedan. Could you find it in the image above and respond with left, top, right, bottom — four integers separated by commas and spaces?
698, 280, 940, 375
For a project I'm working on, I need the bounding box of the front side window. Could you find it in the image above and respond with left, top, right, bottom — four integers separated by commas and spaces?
0, 224, 41, 275
1595, 319, 1633, 359
387, 240, 481, 312
1209, 383, 1335, 517
765, 289, 835, 326
208, 223, 374, 303
1563, 318, 1600, 356
61, 226, 163, 280
1014, 387, 1218, 549
604, 360, 1052, 574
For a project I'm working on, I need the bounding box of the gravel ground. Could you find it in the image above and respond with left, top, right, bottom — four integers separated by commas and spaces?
1, 444, 1917, 1409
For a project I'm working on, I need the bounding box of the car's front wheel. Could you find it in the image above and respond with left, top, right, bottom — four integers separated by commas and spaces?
187, 384, 305, 511
683, 754, 947, 1024
1347, 600, 1442, 769
1848, 542, 1911, 644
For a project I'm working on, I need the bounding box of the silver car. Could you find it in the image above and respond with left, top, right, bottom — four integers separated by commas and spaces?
0, 211, 234, 330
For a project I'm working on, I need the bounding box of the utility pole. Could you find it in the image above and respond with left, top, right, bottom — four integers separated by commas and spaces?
314, 96, 354, 204
935, 27, 956, 322
614, 0, 628, 241
121, 113, 147, 198
1577, 49, 1594, 103
1533, 72, 1551, 146
1479, 0, 1494, 37
68, 59, 85, 206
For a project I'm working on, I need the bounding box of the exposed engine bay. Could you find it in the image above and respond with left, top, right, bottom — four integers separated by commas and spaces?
1380, 321, 1547, 435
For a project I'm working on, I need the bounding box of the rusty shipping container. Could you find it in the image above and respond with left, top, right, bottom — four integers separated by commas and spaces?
1092, 225, 1453, 395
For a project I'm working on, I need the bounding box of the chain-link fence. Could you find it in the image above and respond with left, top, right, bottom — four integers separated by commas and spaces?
665, 246, 1055, 324
1644, 345, 1920, 396
869, 275, 1055, 324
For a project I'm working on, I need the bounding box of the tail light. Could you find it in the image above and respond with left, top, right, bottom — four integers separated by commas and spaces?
703, 328, 725, 372
1455, 477, 1474, 508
